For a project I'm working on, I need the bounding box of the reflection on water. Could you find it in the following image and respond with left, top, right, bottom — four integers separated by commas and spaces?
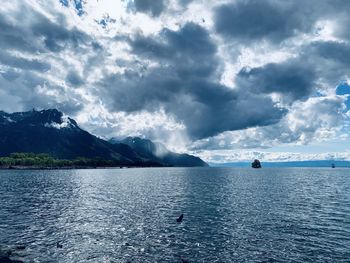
0, 168, 350, 262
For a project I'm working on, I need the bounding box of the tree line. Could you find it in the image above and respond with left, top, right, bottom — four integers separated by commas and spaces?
0, 153, 121, 168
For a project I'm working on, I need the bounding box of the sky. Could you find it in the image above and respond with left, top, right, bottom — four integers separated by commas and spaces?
0, 0, 350, 163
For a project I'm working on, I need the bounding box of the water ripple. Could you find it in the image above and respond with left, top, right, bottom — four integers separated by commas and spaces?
0, 168, 350, 262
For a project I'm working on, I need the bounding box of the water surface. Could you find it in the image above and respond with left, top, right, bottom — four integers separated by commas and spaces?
1, 168, 349, 262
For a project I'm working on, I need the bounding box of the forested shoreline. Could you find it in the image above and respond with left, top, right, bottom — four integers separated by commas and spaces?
0, 153, 162, 169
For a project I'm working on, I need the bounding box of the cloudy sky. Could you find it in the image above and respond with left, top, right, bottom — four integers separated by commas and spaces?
1, 0, 350, 162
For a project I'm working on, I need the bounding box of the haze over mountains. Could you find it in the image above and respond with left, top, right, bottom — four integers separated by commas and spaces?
111, 137, 208, 167
0, 109, 208, 167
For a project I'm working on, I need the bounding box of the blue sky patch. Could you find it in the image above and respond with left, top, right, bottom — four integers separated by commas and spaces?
59, 0, 84, 16
336, 83, 350, 110
336, 83, 350, 95
73, 0, 84, 16
59, 0, 68, 7
96, 15, 117, 28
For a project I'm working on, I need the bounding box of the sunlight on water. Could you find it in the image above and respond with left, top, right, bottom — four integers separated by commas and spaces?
1, 168, 350, 262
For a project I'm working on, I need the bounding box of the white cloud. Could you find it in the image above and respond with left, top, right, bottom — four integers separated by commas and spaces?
196, 149, 350, 163
191, 95, 347, 150
44, 114, 75, 129
0, 0, 350, 161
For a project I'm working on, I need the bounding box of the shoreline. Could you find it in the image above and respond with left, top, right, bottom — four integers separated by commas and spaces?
0, 165, 165, 170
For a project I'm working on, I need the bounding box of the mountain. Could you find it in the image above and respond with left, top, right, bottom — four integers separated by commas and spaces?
110, 137, 209, 167
0, 109, 208, 167
210, 161, 350, 168
0, 109, 145, 164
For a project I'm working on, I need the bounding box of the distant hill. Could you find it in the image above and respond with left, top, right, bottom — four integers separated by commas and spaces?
210, 161, 350, 168
110, 137, 209, 167
0, 109, 207, 167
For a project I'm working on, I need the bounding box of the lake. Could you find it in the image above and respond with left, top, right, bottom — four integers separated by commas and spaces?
0, 168, 350, 262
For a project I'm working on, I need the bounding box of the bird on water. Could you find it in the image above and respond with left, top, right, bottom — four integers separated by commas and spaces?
176, 214, 184, 223
56, 241, 63, 249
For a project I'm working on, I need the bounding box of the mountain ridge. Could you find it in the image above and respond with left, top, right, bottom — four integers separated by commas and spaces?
110, 136, 209, 167
0, 109, 208, 167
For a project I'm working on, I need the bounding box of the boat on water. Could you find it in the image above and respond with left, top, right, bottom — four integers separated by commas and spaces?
252, 159, 262, 168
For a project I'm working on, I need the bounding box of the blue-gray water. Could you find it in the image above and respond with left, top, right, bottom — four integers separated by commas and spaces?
0, 168, 350, 262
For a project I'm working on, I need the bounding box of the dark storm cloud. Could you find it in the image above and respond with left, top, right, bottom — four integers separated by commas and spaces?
98, 23, 286, 139
99, 68, 286, 139
2, 0, 350, 144
0, 15, 40, 53
0, 69, 21, 82
0, 52, 50, 72
0, 4, 92, 54
306, 41, 350, 66
66, 70, 85, 87
130, 22, 218, 77
214, 0, 315, 43
132, 0, 167, 17
298, 41, 350, 85
0, 2, 91, 114
214, 0, 350, 44
31, 14, 91, 53
0, 68, 83, 115
236, 60, 317, 102
20, 84, 84, 114
178, 0, 193, 7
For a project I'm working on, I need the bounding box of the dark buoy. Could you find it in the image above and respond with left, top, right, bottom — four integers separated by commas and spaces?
332, 163, 335, 168
251, 159, 262, 168
176, 214, 184, 223
56, 242, 63, 249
